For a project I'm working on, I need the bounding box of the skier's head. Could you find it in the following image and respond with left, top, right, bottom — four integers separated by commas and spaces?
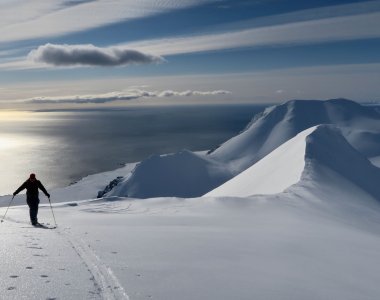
29, 173, 36, 181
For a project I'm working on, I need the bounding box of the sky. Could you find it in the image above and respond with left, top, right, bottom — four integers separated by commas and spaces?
0, 0, 380, 109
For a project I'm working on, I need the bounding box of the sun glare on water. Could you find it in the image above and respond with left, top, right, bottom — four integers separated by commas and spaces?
0, 136, 23, 150
0, 111, 40, 150
0, 110, 36, 121
0, 134, 35, 154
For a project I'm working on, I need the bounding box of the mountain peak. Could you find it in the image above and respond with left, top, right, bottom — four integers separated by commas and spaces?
210, 99, 380, 172
206, 125, 380, 200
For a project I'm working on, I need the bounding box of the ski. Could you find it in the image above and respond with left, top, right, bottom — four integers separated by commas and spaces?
33, 223, 57, 230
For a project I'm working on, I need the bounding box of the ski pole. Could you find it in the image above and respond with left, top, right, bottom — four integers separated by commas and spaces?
48, 197, 57, 227
1, 195, 15, 223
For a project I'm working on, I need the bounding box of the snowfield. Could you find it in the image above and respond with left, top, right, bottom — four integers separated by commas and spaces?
1, 99, 380, 300
2, 191, 380, 300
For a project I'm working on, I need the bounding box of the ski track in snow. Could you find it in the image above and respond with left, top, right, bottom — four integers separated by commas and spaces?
57, 227, 129, 300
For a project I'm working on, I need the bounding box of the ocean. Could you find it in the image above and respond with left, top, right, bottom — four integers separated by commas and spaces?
0, 104, 267, 196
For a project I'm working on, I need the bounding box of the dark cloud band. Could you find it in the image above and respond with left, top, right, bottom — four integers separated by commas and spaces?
28, 43, 164, 67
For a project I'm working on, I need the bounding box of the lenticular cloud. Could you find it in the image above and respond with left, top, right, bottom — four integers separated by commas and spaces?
157, 90, 230, 97
28, 43, 164, 67
24, 89, 232, 104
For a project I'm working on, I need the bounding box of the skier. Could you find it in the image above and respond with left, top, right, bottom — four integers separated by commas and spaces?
13, 173, 50, 226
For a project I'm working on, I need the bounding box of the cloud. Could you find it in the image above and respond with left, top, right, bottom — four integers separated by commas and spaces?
62, 0, 97, 7
122, 5, 380, 56
23, 89, 231, 104
28, 43, 164, 67
2, 63, 380, 105
2, 1, 379, 71
0, 0, 214, 43
157, 90, 230, 97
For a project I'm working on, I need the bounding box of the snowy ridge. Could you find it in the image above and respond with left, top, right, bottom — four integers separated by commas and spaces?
206, 126, 314, 196
206, 125, 380, 199
303, 125, 380, 200
210, 98, 380, 172
106, 150, 232, 198
106, 99, 380, 198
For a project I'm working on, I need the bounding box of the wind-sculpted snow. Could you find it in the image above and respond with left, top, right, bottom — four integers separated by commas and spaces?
207, 125, 380, 200
303, 125, 380, 200
106, 150, 232, 198
205, 126, 315, 197
341, 128, 380, 158
108, 99, 380, 198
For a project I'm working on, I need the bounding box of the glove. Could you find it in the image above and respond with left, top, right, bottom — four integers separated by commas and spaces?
13, 192, 16, 196
47, 193, 50, 198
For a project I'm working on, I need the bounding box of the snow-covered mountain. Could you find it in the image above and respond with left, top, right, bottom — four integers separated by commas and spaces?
107, 99, 380, 198
209, 98, 380, 172
206, 125, 380, 201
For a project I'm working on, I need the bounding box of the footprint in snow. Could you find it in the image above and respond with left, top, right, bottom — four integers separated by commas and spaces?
26, 266, 33, 269
40, 275, 49, 278
9, 275, 19, 278
7, 287, 16, 291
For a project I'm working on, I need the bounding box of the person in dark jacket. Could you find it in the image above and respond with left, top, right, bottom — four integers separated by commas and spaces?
13, 173, 50, 226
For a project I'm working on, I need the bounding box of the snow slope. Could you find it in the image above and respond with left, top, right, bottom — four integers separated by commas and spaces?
2, 189, 380, 300
109, 99, 380, 198
206, 126, 315, 196
106, 150, 232, 198
303, 125, 380, 201
206, 125, 380, 200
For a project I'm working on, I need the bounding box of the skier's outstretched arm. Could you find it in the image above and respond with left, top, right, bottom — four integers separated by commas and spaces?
13, 182, 26, 196
38, 181, 50, 198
